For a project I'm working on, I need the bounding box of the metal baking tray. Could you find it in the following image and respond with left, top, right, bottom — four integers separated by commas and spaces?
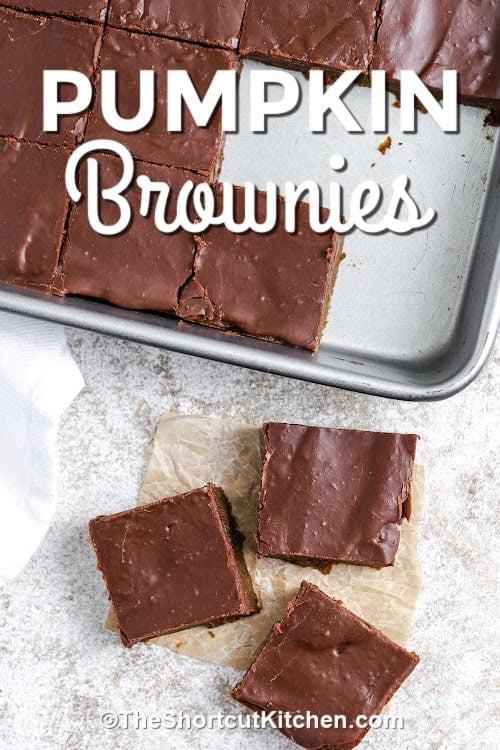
1, 61, 499, 401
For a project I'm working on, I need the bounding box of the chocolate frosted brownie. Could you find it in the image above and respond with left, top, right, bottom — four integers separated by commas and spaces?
233, 582, 419, 750
108, 0, 248, 49
257, 423, 417, 567
86, 27, 237, 175
61, 154, 198, 312
89, 485, 259, 647
0, 139, 69, 290
240, 0, 380, 75
0, 7, 102, 146
373, 0, 500, 108
176, 186, 342, 351
0, 1, 108, 22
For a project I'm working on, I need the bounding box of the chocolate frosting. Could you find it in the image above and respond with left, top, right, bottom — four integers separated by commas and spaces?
0, 7, 102, 146
86, 27, 236, 176
108, 0, 248, 49
89, 486, 259, 647
62, 154, 198, 312
233, 581, 419, 749
0, 139, 69, 289
258, 423, 417, 567
373, 0, 500, 102
1, 1, 108, 21
240, 0, 380, 73
176, 187, 341, 351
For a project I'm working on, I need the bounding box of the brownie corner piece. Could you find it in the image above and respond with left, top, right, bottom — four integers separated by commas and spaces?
232, 581, 419, 750
257, 423, 418, 567
89, 485, 259, 647
0, 7, 102, 146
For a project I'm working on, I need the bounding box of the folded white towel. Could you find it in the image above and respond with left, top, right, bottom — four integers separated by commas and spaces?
0, 311, 84, 585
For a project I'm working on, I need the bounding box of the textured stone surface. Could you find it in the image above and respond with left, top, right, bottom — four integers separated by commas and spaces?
0, 329, 498, 750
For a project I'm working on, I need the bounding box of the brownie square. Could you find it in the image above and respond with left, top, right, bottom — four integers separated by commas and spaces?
175, 186, 342, 351
0, 139, 69, 290
0, 8, 102, 146
232, 581, 419, 750
61, 154, 198, 313
0, 1, 108, 22
89, 485, 259, 647
373, 0, 500, 106
257, 423, 417, 567
86, 28, 237, 175
240, 0, 380, 75
108, 0, 248, 50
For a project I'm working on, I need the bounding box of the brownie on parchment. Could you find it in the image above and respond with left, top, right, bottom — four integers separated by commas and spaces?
256, 423, 417, 568
232, 581, 419, 750
89, 485, 259, 647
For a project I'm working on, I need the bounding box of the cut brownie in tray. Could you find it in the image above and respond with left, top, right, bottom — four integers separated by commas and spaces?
60, 154, 198, 312
89, 485, 259, 647
0, 7, 102, 146
0, 139, 69, 290
108, 0, 248, 50
176, 186, 342, 351
257, 423, 418, 567
232, 581, 419, 750
373, 0, 500, 109
0, 1, 108, 22
240, 0, 380, 75
86, 27, 237, 176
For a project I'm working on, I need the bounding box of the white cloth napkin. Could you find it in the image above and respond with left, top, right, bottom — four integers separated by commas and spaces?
0, 311, 84, 585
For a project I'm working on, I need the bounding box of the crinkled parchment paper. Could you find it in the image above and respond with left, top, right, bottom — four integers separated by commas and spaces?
107, 414, 423, 670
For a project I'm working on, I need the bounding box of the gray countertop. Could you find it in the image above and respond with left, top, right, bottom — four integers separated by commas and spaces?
1, 329, 499, 750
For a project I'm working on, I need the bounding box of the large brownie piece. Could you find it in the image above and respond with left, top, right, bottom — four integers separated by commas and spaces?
108, 0, 248, 49
232, 581, 419, 750
373, 0, 500, 107
61, 154, 198, 312
0, 139, 69, 290
257, 423, 418, 567
89, 485, 259, 648
0, 1, 108, 22
240, 0, 380, 75
176, 186, 342, 351
86, 27, 236, 175
0, 7, 102, 146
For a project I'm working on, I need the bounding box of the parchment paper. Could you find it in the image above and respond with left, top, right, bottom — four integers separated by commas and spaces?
107, 414, 423, 670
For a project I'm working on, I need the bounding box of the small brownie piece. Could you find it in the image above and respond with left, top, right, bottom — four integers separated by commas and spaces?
240, 0, 380, 75
108, 0, 248, 50
233, 581, 419, 750
0, 139, 69, 290
176, 187, 342, 351
0, 1, 108, 22
61, 154, 198, 312
257, 423, 417, 567
373, 0, 500, 108
0, 8, 102, 146
86, 28, 236, 176
89, 485, 259, 647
